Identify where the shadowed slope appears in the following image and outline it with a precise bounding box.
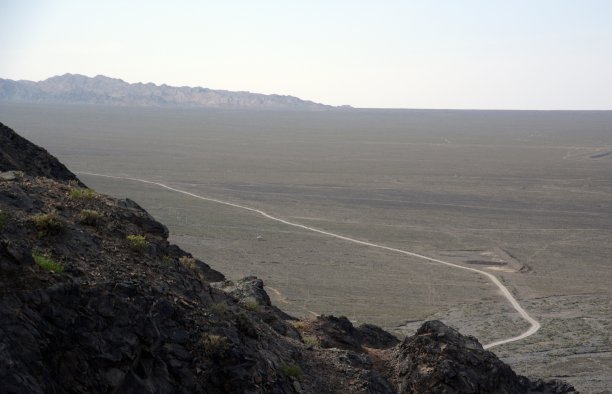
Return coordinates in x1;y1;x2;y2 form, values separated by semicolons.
0;121;80;183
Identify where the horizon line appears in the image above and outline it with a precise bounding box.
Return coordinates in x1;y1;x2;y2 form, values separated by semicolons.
1;73;610;112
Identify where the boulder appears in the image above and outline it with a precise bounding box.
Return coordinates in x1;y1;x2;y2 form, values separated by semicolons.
392;320;577;394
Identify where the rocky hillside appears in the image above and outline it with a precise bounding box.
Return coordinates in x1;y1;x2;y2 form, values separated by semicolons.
0;121;575;393
0;74;336;110
0;122;81;184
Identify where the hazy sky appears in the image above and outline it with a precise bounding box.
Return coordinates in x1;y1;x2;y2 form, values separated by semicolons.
1;1;611;109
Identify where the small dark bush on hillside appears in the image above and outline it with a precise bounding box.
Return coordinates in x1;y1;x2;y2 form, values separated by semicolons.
179;256;208;281
32;252;64;273
209;303;227;316
200;334;230;357
80;209;102;225
69;188;95;200
235;312;258;338
0;210;7;231
280;363;303;380
126;234;149;252
179;256;197;269
303;335;321;347
241;298;260;312
32;212;64;235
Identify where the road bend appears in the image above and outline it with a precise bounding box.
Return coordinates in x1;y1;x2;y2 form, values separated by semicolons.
77;171;541;349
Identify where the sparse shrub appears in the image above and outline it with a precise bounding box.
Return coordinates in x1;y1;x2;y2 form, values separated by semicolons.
280;363;303;380
80;209;102;225
179;256;207;281
179;256;198;269
126;234;149;252
0;210;7;231
69;188;95;200
32;252;64;273
200;334;230;357
194;271;206;282
209;303;227;316
161;255;173;265
241;298;260;312
235;312;258;338
303;335;321;348
32;212;64;235
291;320;306;330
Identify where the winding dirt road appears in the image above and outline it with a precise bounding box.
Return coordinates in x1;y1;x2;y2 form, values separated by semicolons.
77;171;541;349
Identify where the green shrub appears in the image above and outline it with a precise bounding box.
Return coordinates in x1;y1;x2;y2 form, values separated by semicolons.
0;210;7;231
126;234;149;251
80;209;102;225
241;298;260;312
280;363;303;380
209;303;227;316
32;252;64;273
69;188;95;200
200;334;230;357
32;212;64;235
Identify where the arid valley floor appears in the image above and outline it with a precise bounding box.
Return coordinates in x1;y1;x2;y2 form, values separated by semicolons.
1;103;610;391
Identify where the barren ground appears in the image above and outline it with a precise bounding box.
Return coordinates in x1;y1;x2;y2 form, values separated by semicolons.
1;103;610;391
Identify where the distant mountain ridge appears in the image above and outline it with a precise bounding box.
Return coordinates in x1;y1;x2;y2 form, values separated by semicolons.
0;74;339;110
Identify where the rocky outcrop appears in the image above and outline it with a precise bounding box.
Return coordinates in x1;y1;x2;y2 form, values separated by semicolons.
0;122;81;183
0;174;305;393
0;74;339;110
215;276;273;307
309;315;400;352
0;123;575;393
391;321;577;393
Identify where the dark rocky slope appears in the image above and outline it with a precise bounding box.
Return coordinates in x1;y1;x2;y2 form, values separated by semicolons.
0;121;575;393
391;321;575;393
0;122;80;183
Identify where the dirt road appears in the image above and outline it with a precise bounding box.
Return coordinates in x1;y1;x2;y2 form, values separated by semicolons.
78;171;541;349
